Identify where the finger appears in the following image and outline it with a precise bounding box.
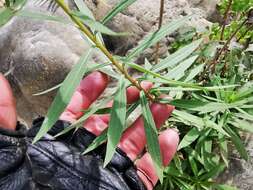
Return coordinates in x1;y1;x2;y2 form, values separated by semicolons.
60;71;109;122
136;129;179;190
83;81;153;136
118;101;174;160
0;74;17;131
126;81;152;104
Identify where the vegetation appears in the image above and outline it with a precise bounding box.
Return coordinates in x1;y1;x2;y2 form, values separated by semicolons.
0;0;252;189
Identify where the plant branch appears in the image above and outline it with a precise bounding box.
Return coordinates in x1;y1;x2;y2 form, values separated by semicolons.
210;18;247;73
237;24;253;42
154;0;165;65
220;0;233;41
55;0;155;101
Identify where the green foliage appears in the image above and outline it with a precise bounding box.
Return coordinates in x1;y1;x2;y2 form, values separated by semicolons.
104;76;127;166
211;0;253;43
140;91;164;182
33;49;93;143
1;0;252;189
0;0;26;26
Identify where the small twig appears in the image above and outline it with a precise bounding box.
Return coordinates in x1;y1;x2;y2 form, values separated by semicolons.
210;18;247;73
220;0;233;41
55;0;155;101
237;24;253;42
154;0;165;65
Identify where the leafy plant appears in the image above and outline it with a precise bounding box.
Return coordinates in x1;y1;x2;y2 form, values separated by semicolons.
0;0;252;189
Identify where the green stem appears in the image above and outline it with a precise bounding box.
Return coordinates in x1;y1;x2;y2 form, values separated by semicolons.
220;0;233;41
210;18;247;73
54;0;155;101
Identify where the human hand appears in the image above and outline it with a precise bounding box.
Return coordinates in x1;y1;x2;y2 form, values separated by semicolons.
0;72;179;190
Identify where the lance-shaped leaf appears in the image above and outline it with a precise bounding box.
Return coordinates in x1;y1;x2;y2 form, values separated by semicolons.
33;49;92;143
104;76;127;166
140;91;163;183
84;100;140;154
126;16;191;61
0;0;27;26
73;11;128;36
17;10;69;24
165;55;199;80
73;0;95;19
152;39;202;72
178;127;200;150
102;0;136;24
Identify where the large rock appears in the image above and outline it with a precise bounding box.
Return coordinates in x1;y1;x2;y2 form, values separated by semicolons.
84;0;219;58
0;0;220;124
0;0;106;124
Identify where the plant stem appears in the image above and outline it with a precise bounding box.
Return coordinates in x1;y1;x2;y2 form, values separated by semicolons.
220;0;233;41
154;0;165;65
210;18;247;73
55;0;155;101
237;24;253;42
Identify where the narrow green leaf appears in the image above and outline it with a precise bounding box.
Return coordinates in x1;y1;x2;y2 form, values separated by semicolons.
168;99;207;109
152;85;237;93
229;117;253;133
178;128;200;150
33;49;92;143
73;11;128;36
126;62;205;90
73;0;104;43
126;100;140;118
0;7;14;26
140;91;163;183
233;81;253;101
126;16;191;61
72;95;113;128
184;147;204;165
185;63;205;82
172;110;229;136
165;55;199;80
173;177;192;190
33;63;109;96
73;0;95;19
0;0;26;26
84;129;108;154
84;100;140;154
199;164;225;180
54;96;112;138
225;126;249;160
214;184;238;190
189;102;231;114
104;76;127;166
17;10;69;24
234;108;253;121
152;39;202;72
188;154;198;176
102;0;136;24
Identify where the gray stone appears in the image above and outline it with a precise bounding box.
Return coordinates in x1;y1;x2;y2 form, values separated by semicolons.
0;0;221;121
84;0;219;58
0;0;106;124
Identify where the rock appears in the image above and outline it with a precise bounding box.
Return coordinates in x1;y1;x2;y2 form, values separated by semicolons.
217;134;253;190
84;0;219;58
0;0;106;125
0;0;220;124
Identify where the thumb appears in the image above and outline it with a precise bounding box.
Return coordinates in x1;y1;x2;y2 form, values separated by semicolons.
0;74;17;130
